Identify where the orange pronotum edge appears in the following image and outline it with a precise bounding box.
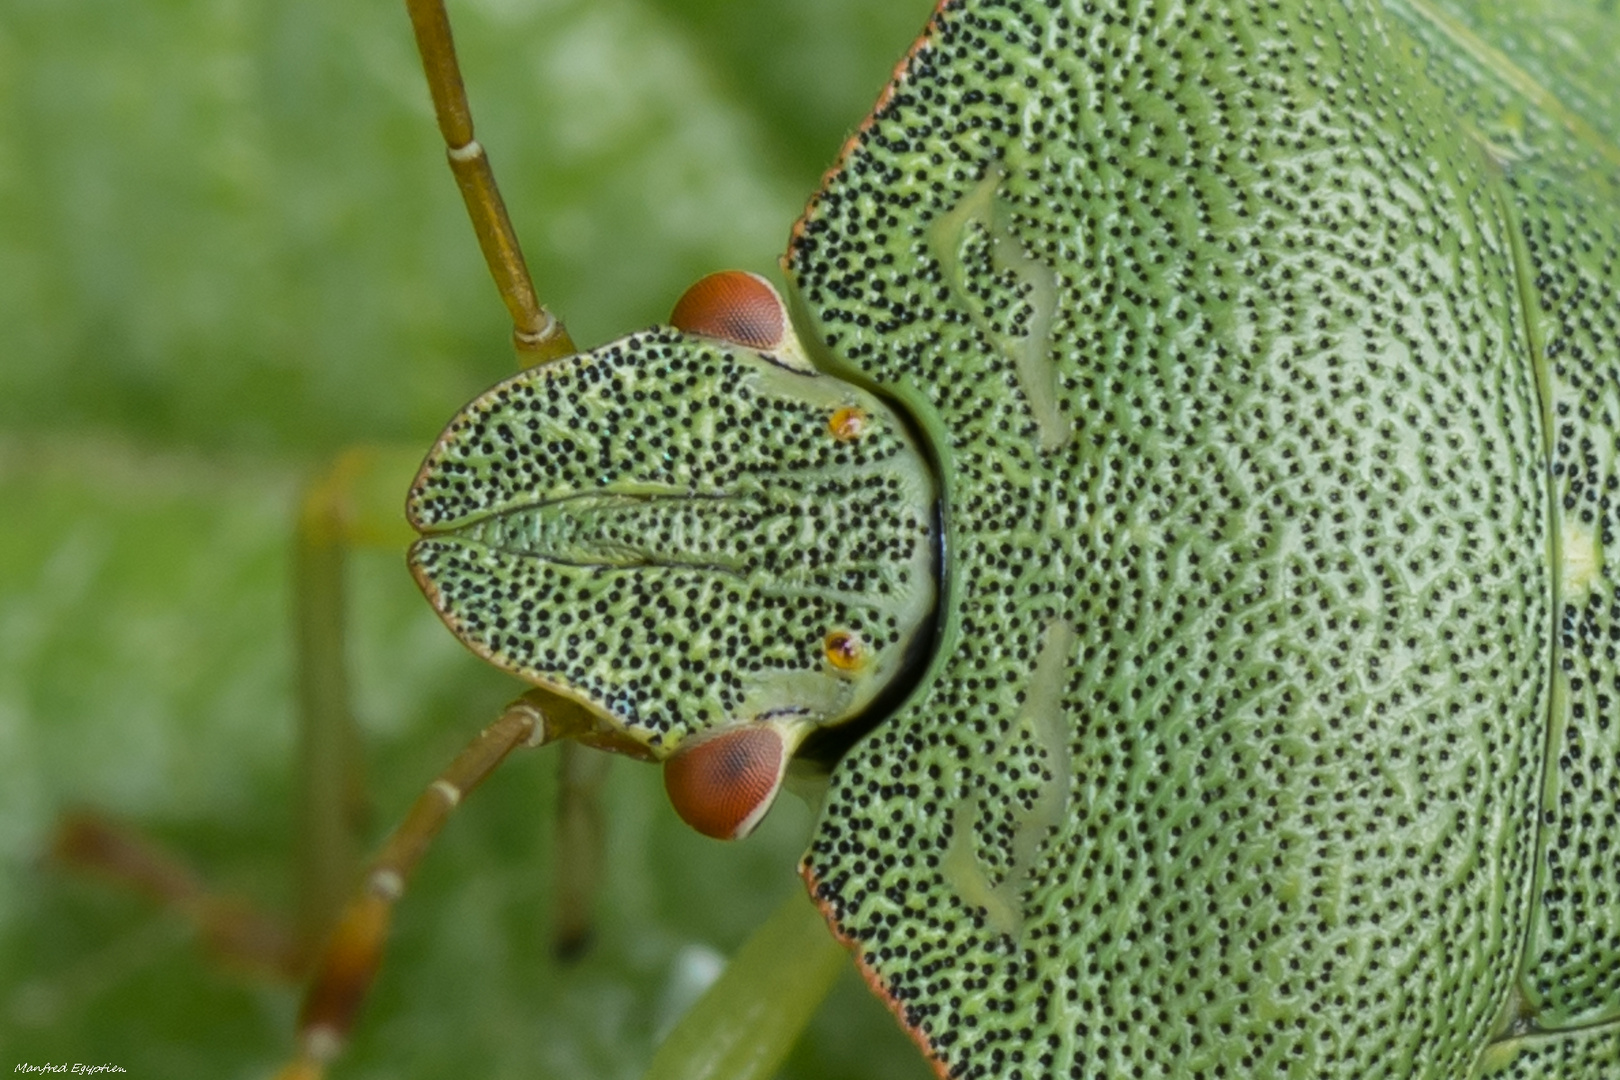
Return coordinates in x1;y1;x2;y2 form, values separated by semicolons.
799;862;953;1080
669;270;786;351
662;724;787;840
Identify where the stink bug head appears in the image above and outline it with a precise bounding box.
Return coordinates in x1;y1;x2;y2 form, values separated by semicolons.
406;324;940;769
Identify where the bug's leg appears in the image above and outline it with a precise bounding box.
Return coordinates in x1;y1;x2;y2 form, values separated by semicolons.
293;448;391;952
50;811;303;980
642;888;848;1080
48;448;417;980
276;698;552;1080
551;741;611;959
404;0;573;364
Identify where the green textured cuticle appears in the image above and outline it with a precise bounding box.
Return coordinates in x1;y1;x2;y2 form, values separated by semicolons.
784;0;1619;1074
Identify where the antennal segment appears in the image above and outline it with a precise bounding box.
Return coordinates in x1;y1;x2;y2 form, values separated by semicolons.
406;0;577;363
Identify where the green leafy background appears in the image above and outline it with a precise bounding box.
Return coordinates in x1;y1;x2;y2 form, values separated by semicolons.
0;1;939;1076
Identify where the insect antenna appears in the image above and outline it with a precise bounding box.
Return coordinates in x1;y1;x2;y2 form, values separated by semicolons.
405;0;576;362
276;700;551;1080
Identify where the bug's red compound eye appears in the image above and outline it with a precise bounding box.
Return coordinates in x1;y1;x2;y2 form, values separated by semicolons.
669;270;786;351
663;724;790;840
823;630;868;672
829;406;869;441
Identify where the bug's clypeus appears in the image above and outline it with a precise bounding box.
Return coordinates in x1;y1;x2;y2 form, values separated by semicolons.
7;1;1620;1080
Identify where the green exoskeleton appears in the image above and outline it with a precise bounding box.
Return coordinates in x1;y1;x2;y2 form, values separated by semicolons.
28;0;1620;1074
292;0;1620;1073
281;0;1620;1072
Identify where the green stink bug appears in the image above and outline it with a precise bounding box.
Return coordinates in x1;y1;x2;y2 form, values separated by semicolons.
361;0;1620;1076
286;0;1620;1073
11;0;1620;1077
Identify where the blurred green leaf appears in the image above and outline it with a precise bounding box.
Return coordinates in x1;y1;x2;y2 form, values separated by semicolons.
0;1;938;1077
